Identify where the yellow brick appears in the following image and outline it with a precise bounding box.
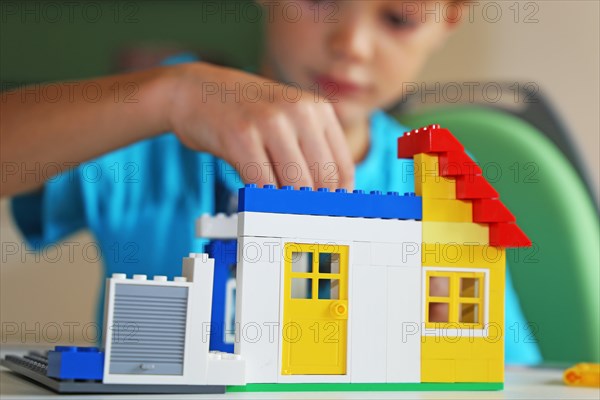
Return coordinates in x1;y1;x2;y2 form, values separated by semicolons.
488;359;504;382
421;359;456;382
422;337;503;360
471;337;504;361
414;153;441;176
415;174;456;199
423;222;489;245
455;359;491;382
422;244;505;269
414;154;457;199
423;198;473;222
422;338;504;382
422;337;473;360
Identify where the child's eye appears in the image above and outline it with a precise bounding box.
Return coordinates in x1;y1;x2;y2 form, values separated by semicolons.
383;12;418;31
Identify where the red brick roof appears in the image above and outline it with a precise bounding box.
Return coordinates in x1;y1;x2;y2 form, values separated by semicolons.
398;124;531;248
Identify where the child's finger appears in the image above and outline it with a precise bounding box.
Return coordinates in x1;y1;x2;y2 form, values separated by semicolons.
321;106;355;191
263;126;315;189
297;119;340;191
230;128;277;188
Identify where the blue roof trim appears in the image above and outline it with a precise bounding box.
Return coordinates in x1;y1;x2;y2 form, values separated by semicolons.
238;184;422;220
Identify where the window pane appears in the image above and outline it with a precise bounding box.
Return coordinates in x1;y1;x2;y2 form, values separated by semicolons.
460;278;479;298
291;278;312;299
319;253;340;274
428;302;449;323
318;279;340;300
459;303;479;323
429;276;450;297
292;252;313;273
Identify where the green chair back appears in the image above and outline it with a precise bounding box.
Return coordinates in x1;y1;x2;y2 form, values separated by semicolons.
398;107;600;363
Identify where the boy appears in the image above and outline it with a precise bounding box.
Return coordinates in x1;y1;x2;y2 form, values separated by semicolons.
1;1;540;363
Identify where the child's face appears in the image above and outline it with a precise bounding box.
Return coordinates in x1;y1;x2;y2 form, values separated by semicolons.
261;0;457;127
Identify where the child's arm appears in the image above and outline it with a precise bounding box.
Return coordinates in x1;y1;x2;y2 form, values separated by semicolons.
1;62;354;197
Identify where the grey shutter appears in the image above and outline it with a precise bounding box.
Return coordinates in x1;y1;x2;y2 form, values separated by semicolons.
109;284;188;375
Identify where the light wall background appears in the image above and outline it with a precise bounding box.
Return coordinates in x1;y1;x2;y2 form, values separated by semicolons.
1;1;598;346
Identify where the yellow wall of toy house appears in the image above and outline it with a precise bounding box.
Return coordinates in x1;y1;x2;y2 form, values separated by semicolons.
421;244;506;383
416;152;506;383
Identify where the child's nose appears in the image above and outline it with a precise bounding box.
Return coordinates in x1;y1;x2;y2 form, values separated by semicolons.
327;18;374;64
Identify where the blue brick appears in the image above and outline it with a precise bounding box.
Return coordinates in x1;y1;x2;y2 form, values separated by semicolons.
238;185;422;220
205;240;237;354
47;346;104;380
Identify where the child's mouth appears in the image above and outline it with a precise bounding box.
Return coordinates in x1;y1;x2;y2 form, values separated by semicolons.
314;74;368;97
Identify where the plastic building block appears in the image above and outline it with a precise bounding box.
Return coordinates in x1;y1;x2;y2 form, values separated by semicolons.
371;241;422;267
472;199;516;223
239;211;422;244
422;198;472;222
206;351;246;385
277;375;351;384
489;223;532;247
485;358;504;383
422;243;506;269
455;175;499;199
105;280;191;380
47;346;104;380
351;241;371;265
197;213;238;239
205;240;238;354
350;266;387;383
414;153;442;177
183;253;221;385
103;254;217;385
438;151;482;176
563;363;600;387
1;355;225;394
280;243;349;377
235;236;283;384
415;173;457;199
454;359;493;382
387;267;421;383
397;125;464;159
414;154;456;199
460;357;504;383
238;184;422;220
421;359;456;382
422;221;489;245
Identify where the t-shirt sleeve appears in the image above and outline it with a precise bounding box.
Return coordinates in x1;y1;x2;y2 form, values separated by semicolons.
11;167;87;249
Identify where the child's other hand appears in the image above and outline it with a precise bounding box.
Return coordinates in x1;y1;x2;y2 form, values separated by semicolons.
166;62;355;191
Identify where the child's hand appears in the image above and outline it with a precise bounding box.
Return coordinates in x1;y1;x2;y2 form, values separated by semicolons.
166;62;355;190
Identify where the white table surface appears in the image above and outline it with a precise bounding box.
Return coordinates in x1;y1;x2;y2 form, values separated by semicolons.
2;363;599;400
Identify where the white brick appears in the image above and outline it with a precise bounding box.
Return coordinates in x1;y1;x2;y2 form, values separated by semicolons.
235;237;282;384
239;212;421;244
350;266;387;383
387;266;421;383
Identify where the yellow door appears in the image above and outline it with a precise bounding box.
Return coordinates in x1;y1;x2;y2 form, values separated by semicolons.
281;243;349;375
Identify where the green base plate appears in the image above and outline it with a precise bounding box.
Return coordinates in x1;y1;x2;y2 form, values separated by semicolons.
228;382;504;392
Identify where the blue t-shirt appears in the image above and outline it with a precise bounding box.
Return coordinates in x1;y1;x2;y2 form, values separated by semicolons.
10;61;540;365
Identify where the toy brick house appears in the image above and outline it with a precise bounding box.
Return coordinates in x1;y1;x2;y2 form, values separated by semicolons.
199;124;531;390
24;125;529;393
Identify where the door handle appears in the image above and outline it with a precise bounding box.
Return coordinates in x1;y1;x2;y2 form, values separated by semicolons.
330;301;348;319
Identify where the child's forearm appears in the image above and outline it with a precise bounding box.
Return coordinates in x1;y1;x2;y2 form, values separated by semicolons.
0;67;177;197
1;62;355;198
